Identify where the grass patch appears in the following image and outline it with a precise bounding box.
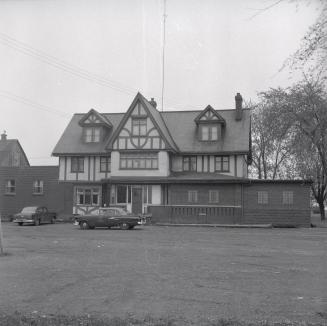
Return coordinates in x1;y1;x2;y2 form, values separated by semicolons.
0;312;325;326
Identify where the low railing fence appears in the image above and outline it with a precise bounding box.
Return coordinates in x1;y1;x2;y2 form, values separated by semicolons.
148;205;242;224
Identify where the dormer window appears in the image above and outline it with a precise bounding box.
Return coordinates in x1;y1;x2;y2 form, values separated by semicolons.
79;108;112;144
84;127;100;143
201;125;219;141
195;105;225;142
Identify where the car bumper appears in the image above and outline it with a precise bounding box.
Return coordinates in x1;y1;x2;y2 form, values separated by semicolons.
13;218;34;224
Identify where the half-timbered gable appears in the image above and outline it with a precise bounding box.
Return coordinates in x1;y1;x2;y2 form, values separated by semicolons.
107;93;178;152
79;108;112;143
194;105;226;142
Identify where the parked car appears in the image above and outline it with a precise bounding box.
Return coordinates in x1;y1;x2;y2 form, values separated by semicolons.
75;207;148;230
13;206;56;226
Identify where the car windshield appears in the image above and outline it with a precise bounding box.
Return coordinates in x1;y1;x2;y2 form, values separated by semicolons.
117;208;128;215
21;207;38;213
99;208;128;216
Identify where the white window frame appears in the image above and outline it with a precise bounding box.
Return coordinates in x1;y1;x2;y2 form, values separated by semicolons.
5;179;16;194
258;191;268;204
188;190;198;203
209;190;219;203
33;180;44;195
76;187;100;206
283;191;294;205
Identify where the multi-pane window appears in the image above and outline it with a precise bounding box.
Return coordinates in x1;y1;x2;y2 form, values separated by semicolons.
283;191;294;205
76;187;100;205
215;156;229;172
33;180;44;194
116;185;132;204
183;156;197;171
120;153;158;169
188;190;198;203
132;118;147;136
100;156;111;172
5;179;15;194
209;190;219;203
71;157;84;173
258;191;268;204
201;125;218;141
84;127;100;143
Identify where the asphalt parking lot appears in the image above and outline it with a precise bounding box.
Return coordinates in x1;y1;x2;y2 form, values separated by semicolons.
0;223;326;324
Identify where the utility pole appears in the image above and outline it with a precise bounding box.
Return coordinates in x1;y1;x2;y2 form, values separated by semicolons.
0;214;4;255
161;0;167;112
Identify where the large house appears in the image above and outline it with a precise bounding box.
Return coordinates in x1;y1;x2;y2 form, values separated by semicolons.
52;92;311;226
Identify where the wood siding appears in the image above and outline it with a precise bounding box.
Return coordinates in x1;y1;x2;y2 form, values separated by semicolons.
243;183;311;227
0;166;73;219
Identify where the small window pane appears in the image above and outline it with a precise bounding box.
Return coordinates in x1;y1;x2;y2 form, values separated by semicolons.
211;126;218;140
283;191;293;205
202;126;209;140
258;191;268;204
188;190;198;203
209;190;219;203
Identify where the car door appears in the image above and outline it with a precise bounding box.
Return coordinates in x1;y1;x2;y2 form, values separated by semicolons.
96;210;108;227
105;209;118;227
42;207;49;223
36;207;43;224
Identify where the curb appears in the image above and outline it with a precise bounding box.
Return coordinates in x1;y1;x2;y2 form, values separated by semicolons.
154;223;273;228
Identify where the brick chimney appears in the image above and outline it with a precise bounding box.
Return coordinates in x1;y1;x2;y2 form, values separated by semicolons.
235;93;243;121
1;131;7;141
149;98;157;109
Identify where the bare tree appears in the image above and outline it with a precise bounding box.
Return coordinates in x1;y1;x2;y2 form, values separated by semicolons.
253;77;327;220
249;94;294;180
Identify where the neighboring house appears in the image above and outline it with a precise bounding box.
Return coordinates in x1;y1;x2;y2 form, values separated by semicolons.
52;92;311;226
0;131;29;167
0;132;72;220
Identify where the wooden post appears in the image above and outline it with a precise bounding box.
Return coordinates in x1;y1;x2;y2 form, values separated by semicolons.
0;214;4;255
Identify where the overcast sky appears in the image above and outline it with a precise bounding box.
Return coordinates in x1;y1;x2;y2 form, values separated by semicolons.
0;0;320;165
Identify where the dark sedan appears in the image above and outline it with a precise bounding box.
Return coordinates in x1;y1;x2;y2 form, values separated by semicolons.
75;207;147;230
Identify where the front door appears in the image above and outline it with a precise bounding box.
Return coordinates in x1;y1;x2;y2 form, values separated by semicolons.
132;187;143;214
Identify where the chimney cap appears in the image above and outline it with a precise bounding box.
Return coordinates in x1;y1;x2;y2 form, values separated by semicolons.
1;130;7;141
235;92;242;100
149;97;157;108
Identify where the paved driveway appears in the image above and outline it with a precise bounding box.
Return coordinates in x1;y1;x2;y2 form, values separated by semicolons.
0;223;326;324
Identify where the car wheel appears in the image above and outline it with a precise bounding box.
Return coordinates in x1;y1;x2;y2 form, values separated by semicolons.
34;219;40;226
80;221;89;230
120;222;129;230
128;225;135;229
18;222;23;226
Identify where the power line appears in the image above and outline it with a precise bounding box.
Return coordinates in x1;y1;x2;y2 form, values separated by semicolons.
0;33;138;96
161;0;167;112
0;89;71;118
0;32;205;111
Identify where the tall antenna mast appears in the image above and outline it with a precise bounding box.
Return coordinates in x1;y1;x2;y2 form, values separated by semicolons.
161;0;167;112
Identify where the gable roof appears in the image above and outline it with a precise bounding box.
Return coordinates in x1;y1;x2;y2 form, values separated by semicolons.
105;93;179;152
78;108;112;128
52;92;251;156
0;139;30;166
194;105;226;125
52;113;124;155
161;109;251;153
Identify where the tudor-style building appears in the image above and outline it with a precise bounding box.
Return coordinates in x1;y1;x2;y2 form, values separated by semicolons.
52;92;311;226
53;92;250;215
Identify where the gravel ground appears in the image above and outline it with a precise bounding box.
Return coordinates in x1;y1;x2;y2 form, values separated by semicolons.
0;223;326;325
